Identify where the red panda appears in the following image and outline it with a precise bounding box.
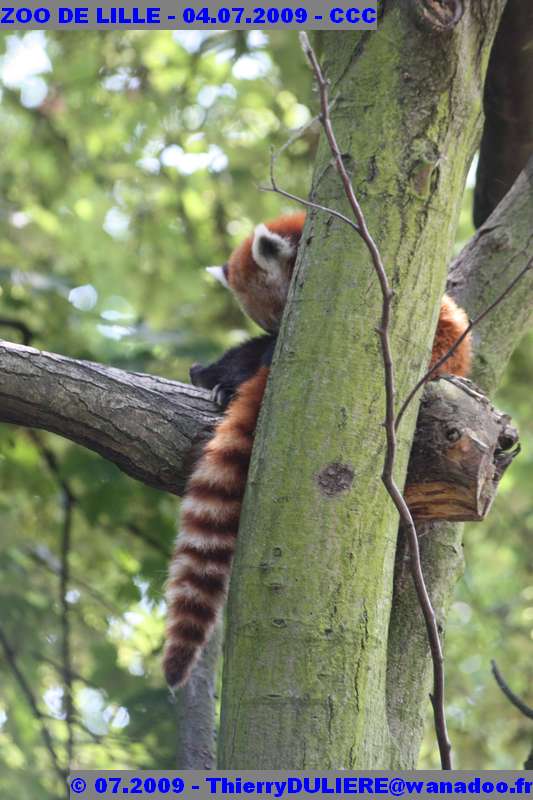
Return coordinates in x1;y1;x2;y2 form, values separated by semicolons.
162;213;472;689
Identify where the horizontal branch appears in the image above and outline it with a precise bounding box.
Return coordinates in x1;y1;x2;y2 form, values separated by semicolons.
1;154;529;506
0;306;523;511
0;340;220;496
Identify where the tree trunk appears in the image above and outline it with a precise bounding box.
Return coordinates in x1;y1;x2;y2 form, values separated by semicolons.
218;9;507;769
0;7;529;772
474;1;533;227
176;622;222;769
386;153;533;768
450;156;533;392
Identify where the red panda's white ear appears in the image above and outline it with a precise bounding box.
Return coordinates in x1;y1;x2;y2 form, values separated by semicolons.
205;266;229;289
252;223;295;273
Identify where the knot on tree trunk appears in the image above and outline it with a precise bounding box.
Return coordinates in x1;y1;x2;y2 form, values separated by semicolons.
409;0;464;32
404;376;519;521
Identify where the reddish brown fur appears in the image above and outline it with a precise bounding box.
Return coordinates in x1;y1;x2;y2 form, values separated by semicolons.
164;213;472;689
227;211;471;376
430;295;471;377
163;367;268;689
227;212;306;332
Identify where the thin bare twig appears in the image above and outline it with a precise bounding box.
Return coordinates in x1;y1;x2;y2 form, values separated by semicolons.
262;156;361;234
491;660;533;720
0;624;67;783
261;180;361;234
396;257;533;429
298;32;452;769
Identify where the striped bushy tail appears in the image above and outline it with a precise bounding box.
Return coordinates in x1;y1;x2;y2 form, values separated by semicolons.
163;366;269;689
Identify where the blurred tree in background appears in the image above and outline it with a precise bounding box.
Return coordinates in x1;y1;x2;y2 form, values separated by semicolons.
0;31;530;796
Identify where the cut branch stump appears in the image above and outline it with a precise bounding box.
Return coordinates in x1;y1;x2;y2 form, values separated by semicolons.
405;376;519;521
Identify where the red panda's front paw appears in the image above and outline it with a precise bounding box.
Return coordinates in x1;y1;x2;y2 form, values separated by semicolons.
210;384;235;409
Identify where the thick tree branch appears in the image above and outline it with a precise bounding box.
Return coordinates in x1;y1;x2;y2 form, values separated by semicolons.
449;155;533;391
474;1;533;227
220;10;507;769
176;622;222;769
299;31;452;770
387;156;533;768
0;340;220;496
397;255;532;429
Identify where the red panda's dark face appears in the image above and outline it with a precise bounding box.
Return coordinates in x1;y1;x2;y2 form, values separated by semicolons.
206;212;306;332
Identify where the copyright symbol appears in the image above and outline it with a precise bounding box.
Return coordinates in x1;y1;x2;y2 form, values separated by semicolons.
390;779;406;796
70;778;87;794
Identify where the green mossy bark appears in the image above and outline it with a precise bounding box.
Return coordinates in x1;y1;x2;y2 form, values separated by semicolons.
387;518;464;767
387;155;533;768
219;7;506;769
452;157;533;393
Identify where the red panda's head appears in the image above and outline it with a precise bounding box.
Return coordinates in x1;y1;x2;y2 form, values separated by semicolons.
206;212;306;332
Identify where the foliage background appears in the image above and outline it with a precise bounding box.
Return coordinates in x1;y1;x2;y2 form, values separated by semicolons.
0;31;530;795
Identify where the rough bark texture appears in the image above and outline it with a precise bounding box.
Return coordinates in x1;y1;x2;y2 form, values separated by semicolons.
176;622;222;769
450;156;533;393
386;153;533;768
474;1;533;227
219;7;508;769
0;9;530;771
0;340;218;496
405;377;519;522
